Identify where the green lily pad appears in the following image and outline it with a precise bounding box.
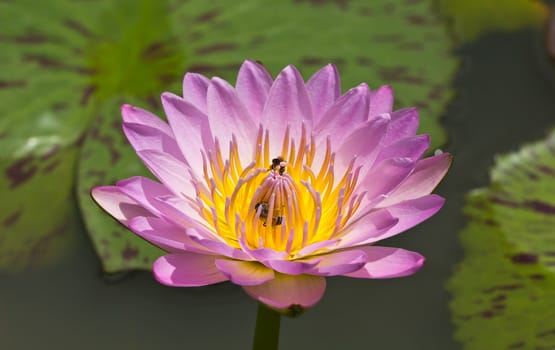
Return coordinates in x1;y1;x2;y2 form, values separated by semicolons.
0;0;187;272
73;0;458;273
447;130;555;350
0;0;101;271
436;0;548;43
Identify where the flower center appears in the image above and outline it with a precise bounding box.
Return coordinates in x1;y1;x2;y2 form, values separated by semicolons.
194;124;364;257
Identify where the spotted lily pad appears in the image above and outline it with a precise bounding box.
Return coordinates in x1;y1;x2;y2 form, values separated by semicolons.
436;0;548;43
447;130;555;349
75;0;457;273
0;0;100;271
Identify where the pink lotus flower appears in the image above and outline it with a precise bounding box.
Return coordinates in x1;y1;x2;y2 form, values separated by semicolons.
92;60;451;314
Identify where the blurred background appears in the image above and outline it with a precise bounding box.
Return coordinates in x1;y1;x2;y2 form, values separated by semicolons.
1;0;555;349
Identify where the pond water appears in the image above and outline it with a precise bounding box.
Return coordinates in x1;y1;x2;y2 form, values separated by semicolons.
1;28;555;350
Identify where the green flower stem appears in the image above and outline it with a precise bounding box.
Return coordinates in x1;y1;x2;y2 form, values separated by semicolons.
252;303;281;350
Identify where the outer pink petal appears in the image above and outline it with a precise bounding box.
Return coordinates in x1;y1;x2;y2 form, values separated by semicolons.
374;134;430;165
242;273;326;314
347;195;445;247
359;157;416;203
306;64;340;125
120;104;168;130
182;72;210;113
335;207;399;248
304;249;367;276
128;216;211;254
153;253;228;287
343;246;425;279
207;77;257;160
215;259;275;286
236;60;273;120
261;65;313;156
161;92;213;173
315;83;370;145
368;85;393;117
336;113;389;173
121;104;184;161
152;195;215;237
382;107;419;147
91;186;152;226
115;176;172;216
136;149;197;199
379;152;452;207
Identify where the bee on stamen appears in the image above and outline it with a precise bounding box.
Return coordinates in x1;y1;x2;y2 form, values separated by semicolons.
254;202;283;226
270;157;286;175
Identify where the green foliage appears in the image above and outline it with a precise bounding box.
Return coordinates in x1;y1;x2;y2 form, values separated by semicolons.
0;0;457;272
448;130;555;350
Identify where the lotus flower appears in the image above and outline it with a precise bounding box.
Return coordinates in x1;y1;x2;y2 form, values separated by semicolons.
92;60;451;315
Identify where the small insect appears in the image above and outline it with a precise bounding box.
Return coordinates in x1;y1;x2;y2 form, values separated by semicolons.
254;202;283;226
270;157;286;175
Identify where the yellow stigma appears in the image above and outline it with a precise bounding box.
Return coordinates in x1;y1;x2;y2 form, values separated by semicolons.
193;123;364;258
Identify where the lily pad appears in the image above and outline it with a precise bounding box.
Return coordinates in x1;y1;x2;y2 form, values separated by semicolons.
0;0;187;272
436;0;548;43
74;0;458;273
0;0;100;271
448;130;555;350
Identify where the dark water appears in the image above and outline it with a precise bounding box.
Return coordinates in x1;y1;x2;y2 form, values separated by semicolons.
1;29;555;350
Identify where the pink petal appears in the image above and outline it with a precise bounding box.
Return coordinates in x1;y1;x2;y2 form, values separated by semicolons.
236;60;273;120
240;245;288;262
306;64;340;125
153;253;228;287
348;195;445;247
374;134;430;165
161;92;213;173
336;114;389;172
122;122;184;162
115;176;172;217
215;259;275;286
315;83;370;145
137;149;197;199
207;77;257;159
91;186;152;226
188;233;253;261
261;65;312;156
128;216;210;254
121;104;170;131
152;195;214;237
182;72;210;113
304;249;367;276
295;239;340;257
264;258;322;275
359;157;416;203
336;208;399;248
382;108;419;147
242;273;326;314
343;246;425;279
121;104;184;159
379;153;452;207
368;85;393;117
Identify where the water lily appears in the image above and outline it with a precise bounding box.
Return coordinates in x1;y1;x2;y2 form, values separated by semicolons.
92;60;451;315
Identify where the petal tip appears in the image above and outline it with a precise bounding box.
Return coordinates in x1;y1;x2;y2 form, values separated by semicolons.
152;255;175;286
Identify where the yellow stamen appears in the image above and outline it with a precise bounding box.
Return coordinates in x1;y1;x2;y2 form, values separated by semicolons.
191;127;364;258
